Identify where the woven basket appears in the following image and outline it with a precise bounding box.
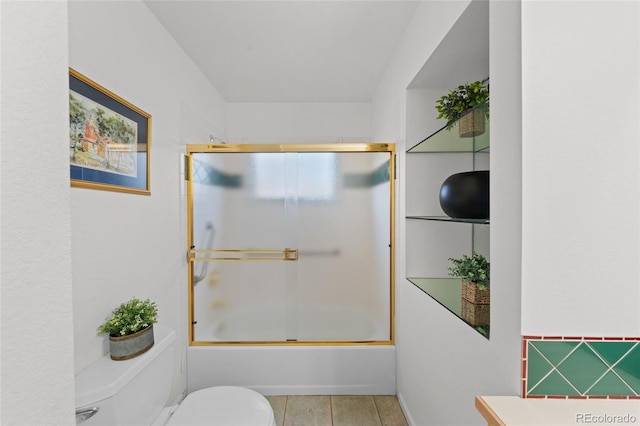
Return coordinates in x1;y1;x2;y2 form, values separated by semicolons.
461;299;490;326
461;280;490;304
458;108;486;138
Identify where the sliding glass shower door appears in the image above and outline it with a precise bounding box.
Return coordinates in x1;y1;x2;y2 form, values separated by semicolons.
186;144;394;344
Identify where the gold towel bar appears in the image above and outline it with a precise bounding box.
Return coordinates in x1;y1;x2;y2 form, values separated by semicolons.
188;248;299;262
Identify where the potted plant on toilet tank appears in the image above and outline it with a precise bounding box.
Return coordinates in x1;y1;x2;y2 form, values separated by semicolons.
98;297;158;360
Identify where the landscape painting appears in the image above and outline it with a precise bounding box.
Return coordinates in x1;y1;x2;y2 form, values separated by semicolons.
69;68;151;195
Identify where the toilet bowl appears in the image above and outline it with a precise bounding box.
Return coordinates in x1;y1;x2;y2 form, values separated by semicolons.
74;324;275;425
166;386;275;426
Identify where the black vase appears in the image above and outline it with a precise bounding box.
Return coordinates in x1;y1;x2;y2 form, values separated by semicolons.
439;170;489;219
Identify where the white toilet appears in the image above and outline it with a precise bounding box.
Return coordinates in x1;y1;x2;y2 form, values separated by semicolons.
75;324;275;425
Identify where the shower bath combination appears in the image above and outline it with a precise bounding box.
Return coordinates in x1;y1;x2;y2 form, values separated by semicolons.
185;143;396;346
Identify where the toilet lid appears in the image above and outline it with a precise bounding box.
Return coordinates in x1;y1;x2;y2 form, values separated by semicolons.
166;386;275;426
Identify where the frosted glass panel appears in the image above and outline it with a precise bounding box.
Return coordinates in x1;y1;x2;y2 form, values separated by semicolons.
252;153;337;200
190;152;294;342
295;152;391;341
193;262;288;342
189;149;392;343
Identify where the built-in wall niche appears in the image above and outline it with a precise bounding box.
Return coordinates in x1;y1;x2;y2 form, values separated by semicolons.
404;0;490;338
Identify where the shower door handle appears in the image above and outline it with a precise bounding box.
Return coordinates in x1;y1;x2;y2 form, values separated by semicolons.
283;248;299;261
189;248;299;261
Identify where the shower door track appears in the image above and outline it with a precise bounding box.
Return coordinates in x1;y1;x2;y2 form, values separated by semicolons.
185;143;396;346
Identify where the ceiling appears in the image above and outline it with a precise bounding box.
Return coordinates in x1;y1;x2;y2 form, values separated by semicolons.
144;1;420;103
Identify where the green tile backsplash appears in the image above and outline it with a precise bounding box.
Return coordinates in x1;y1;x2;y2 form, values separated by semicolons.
523;336;640;399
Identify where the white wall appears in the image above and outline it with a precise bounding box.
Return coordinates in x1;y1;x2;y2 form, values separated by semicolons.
371;1;523;424
68;0;227;404
0;1;75;424
521;1;640;336
227;102;370;143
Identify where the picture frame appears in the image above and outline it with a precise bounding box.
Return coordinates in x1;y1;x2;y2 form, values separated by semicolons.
69;68;151;195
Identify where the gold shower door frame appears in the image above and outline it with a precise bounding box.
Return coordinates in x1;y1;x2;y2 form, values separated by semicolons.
185;143;396;346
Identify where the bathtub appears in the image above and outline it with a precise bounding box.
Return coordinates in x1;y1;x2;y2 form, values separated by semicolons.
187;304;396;395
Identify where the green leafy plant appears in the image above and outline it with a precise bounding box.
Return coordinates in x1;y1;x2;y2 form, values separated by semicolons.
448;252;490;290
97;297;158;336
435;80;489;125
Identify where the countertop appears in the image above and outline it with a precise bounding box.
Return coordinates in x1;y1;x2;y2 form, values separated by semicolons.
476;396;640;426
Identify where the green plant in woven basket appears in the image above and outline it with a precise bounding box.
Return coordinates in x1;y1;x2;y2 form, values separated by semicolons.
448;252;490;290
435;80;489;127
97;297;158;336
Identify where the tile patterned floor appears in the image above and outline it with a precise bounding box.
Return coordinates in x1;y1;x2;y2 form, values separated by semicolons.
265;395;408;426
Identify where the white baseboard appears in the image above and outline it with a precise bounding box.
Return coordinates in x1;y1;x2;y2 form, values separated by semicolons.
397;392;416;426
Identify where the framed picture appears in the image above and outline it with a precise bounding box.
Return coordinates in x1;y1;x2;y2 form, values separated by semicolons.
69;68;151;195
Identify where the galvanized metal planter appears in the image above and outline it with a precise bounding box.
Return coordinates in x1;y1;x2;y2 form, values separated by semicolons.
109;325;154;361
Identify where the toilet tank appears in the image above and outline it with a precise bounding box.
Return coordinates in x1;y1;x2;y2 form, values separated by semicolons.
75;324;177;425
